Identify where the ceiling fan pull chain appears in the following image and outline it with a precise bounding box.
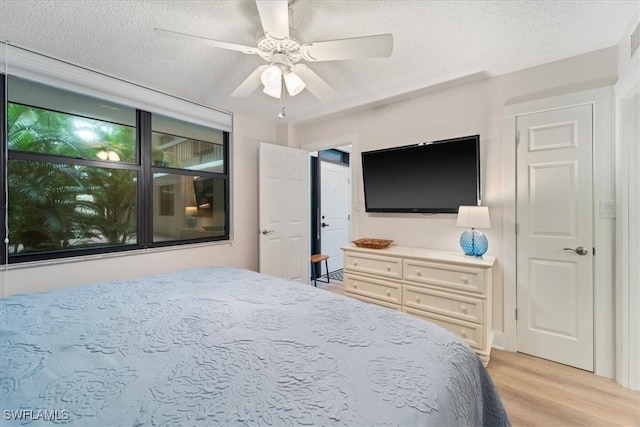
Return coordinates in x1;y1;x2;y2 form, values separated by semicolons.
278;84;286;119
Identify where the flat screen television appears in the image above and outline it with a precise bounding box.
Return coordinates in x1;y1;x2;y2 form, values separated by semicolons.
193;177;214;212
361;135;480;213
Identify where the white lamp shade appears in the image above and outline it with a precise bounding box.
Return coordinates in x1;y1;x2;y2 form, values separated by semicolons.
260;64;281;87
284;71;305;96
261;64;282;98
456;206;491;228
262;82;281;98
185;206;198;216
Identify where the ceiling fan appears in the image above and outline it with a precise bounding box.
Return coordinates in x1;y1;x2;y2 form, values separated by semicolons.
154;0;393;104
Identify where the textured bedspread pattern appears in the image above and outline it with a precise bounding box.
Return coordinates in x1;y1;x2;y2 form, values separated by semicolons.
0;266;510;426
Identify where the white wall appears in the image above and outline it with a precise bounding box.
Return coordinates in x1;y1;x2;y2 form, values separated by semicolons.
293;46;619;335
0;113;277;297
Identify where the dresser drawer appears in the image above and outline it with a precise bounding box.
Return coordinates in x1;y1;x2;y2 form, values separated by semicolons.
344;252;402;279
344;273;402;305
404;307;485;350
403;260;485;295
403;285;484;324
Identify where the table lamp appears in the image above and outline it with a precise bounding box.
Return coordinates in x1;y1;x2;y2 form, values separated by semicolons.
185;206;198;228
456;206;491;257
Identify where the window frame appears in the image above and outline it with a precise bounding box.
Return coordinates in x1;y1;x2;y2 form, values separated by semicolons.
1;74;6;265
1;74;231;264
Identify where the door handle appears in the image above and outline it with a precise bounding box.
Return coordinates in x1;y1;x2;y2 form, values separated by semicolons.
563;246;589;256
260;229;275;235
321;222;330;228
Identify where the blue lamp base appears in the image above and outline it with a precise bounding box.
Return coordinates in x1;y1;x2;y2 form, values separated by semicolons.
460;228;488;257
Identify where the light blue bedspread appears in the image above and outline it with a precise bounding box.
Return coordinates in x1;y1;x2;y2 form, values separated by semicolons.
0;266;510;426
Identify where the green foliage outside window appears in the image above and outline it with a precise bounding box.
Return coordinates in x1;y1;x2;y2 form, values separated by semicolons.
7;103;138;253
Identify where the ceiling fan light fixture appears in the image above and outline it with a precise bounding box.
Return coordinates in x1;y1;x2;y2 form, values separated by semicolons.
260;64;282;88
284;71;305;96
156;0;395;104
262;79;282;98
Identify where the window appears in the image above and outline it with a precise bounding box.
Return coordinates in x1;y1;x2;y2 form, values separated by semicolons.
151;114;228;243
152;175;227;242
2;75;230;263
8;161;138;254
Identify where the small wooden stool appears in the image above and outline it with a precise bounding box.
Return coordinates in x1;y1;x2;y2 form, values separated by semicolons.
310;254;330;286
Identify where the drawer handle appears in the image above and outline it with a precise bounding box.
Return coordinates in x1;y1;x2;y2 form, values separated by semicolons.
416;270;421;277
353;261;358;266
415;297;421;303
460;330;468;339
460;305;467;314
353;283;358;289
386;290;391;297
461;276;469;284
386;265;391;271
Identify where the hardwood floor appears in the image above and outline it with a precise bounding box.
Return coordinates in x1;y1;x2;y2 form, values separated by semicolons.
314;280;345;295
316;280;640;426
488;349;640;427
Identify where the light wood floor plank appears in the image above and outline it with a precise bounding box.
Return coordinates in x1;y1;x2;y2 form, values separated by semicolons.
488;349;640;427
491;350;638;423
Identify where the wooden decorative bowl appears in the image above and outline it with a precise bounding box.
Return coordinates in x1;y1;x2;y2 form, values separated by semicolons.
352;238;393;249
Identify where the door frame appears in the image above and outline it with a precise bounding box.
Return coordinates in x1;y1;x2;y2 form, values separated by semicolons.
501;86;615;378
614;48;640;390
301;134;359;253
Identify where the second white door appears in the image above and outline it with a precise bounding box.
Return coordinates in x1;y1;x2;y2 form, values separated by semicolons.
516;103;594;371
320;160;350;273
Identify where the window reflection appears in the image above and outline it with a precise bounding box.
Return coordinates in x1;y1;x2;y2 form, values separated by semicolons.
153;174;226;242
151;114;225;173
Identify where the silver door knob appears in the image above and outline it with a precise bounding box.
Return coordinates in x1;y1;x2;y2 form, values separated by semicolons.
260;229;274;235
563;246;589;256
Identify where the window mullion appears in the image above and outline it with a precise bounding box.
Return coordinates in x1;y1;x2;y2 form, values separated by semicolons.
1;74;6;265
223;132;230;238
138;110;152;247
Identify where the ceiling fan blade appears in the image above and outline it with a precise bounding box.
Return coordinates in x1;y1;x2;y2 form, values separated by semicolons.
301;34;393;62
292;64;338;103
255;0;289;41
231;65;269;97
154;28;259;54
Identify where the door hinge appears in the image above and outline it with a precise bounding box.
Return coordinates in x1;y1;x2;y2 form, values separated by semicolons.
515;308;518;320
515;223;519;235
593;247;596;256
516;130;521;146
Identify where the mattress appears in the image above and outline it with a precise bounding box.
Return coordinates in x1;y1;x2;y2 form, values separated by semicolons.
0;266;510;426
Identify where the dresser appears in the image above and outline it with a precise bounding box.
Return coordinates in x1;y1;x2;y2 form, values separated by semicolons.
341;244;496;366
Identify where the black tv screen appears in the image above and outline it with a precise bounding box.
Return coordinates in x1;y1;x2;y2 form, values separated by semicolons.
361;135;480;213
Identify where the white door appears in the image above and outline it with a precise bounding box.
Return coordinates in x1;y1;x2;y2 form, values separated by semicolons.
516;103;594;371
320;160;350;273
259;142;309;282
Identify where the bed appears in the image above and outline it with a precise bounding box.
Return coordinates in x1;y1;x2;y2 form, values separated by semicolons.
0;266;510;426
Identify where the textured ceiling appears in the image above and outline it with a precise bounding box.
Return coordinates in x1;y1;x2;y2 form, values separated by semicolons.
0;1;638;124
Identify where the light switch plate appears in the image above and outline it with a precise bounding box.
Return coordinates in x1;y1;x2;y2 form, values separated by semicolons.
599;200;616;219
